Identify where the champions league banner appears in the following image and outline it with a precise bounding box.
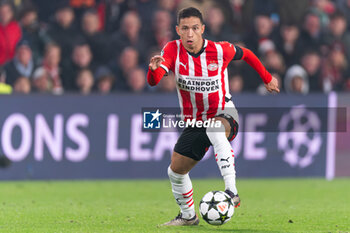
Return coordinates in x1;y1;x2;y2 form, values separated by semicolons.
0;94;343;180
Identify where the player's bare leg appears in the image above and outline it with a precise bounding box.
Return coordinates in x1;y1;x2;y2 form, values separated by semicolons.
206;117;240;208
162;152;200;226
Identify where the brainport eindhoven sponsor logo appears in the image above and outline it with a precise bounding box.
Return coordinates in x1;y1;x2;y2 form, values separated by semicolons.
278;106;322;168
142;109;222;130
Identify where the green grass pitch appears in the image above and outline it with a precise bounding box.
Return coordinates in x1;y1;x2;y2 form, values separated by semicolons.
0;178;349;233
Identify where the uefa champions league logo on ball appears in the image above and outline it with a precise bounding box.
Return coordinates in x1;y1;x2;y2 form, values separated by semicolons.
278;106;322;168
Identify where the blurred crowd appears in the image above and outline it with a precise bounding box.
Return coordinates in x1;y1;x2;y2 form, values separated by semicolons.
1;0;350;95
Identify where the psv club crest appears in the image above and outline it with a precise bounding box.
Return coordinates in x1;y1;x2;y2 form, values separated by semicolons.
207;61;218;71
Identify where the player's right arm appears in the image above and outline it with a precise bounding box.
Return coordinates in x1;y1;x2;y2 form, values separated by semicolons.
147;56;166;86
147;41;176;86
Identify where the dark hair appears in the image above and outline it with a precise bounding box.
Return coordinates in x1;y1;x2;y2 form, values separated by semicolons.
0;0;15;15
0;0;14;8
177;7;203;24
83;8;98;17
330;11;345;21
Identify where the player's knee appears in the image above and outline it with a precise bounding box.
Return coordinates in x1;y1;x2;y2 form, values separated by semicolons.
206;123;227;145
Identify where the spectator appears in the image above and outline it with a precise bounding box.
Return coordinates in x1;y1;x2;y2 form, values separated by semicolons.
18;6;48;64
69;0;97;21
5;40;35;86
344;77;350;91
258;39;276;56
110;46;139;91
300;12;323;51
46;2;80;59
126;67;146;92
262;50;286;78
336;0;350;30
149;9;175;50
221;0;254;35
0;0;22;66
97;75;115;94
253;0;279;16
229;74;244;94
31;66;51;93
95;66;115;94
11;0;34;15
104;0;130;33
111;11;149;62
158;72;176;93
321;42;349;92
1;0;350;94
278;1;309;26
204;6;235;42
72;42;94;69
158;0;177;13
76;68;94;95
81;9;111;64
133;0;157;33
300;50;323;92
42;43;63;94
13;76;31;94
62;41;96;91
284;65;309;94
177;0;214;20
245;14;278;54
309;0;335;29
277;24;303;66
323;12;350;60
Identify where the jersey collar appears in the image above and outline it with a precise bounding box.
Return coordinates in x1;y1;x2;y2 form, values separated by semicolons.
187;39;208;58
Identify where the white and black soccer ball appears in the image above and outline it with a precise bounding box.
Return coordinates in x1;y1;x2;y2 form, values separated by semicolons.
199;191;234;225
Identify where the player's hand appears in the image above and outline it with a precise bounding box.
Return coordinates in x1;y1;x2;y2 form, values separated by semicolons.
265;76;280;93
149;55;165;71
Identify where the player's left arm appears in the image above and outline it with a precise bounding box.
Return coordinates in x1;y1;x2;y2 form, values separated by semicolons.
239;47;279;93
223;42;280;93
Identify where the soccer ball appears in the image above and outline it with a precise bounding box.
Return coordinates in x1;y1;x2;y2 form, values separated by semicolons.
199;191;234;225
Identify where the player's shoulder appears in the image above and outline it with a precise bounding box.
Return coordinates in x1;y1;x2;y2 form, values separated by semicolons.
161;40;178;55
215;41;235;49
163;40;179;50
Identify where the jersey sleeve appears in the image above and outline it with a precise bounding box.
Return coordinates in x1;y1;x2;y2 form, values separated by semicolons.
220;41;236;64
147;67;166;86
219;42;272;84
160;41;176;73
240;47;272;84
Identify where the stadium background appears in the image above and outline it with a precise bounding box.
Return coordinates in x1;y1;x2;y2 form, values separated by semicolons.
0;0;349;179
0;0;349;232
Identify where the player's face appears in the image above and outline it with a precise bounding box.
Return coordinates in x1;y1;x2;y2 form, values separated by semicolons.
176;16;205;52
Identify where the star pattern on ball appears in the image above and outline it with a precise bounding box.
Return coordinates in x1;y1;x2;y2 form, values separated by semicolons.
199;191;234;225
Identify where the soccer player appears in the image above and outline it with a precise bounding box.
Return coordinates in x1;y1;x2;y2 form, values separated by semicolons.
147;7;279;226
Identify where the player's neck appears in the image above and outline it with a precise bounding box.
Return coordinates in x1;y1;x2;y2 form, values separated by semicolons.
185;39;204;54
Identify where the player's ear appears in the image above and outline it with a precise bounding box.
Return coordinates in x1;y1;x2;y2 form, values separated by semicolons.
201;24;205;34
176;25;180;36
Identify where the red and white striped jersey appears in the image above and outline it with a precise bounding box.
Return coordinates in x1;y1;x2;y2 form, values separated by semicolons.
160;39;237;121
